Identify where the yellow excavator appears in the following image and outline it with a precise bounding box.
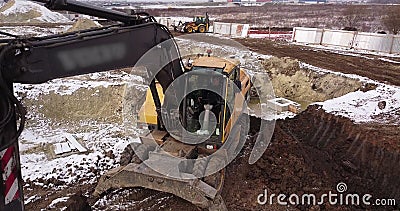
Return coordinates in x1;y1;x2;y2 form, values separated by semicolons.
94;55;251;210
0;0;250;210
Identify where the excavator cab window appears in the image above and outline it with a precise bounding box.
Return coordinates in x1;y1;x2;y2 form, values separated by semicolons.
194;16;205;25
181;71;226;137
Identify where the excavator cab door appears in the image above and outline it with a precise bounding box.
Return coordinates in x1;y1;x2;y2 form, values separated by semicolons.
180;70;225;139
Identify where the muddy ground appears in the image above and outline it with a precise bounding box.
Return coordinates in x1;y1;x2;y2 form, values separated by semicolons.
223;106;399;211
28;105;399;210
237;38;400;87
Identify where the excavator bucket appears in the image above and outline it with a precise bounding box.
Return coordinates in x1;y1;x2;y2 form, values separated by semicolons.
93;128;232;210
93;162;227;210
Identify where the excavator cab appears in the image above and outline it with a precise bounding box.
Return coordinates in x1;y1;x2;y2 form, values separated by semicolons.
137;56;248;149
194;15;206;25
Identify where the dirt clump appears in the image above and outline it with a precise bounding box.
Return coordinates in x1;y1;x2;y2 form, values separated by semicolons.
263;56;301;76
66;193;92;211
222;106;399;210
67;18;101;32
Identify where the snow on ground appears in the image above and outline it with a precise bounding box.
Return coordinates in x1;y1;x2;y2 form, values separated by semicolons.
0;25;70;38
301;62;400;124
1;0;70;23
48;196;69;209
14;72;135;98
379;57;400;64
318;84;400;124
16;35;399;203
17;71;145;201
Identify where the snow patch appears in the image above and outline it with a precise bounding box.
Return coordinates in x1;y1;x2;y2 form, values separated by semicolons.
1;0;70;23
317;85;400;124
49;196;69;208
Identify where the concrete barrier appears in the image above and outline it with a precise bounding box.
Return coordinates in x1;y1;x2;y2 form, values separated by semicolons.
213;22;249;38
353;32;394;53
292;27;400;54
392;36;400;54
292;27;324;44
321;29;355;48
213;22;232;35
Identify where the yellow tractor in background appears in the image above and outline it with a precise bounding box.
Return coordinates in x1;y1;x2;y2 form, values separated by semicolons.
173;13;210;33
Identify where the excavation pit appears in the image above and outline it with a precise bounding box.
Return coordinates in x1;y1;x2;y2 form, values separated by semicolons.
260;56;367;112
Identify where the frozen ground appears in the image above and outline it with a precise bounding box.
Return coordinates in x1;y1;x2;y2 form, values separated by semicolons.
302;62;400;124
0;25;70;38
1;0;70;23
15;71;146;206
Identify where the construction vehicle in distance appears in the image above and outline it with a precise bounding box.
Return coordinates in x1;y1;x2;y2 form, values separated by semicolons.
0;1;250;210
172;13;210;33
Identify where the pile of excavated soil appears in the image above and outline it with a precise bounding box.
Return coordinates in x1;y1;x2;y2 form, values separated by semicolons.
86;106;398;210
261;56;363;108
0;1;41;23
0;0;69;23
67;18;102;32
222;106;399;210
21;85;125;126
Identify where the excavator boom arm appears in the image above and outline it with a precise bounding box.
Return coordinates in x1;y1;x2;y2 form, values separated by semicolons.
6;23;182;88
0;1;183;210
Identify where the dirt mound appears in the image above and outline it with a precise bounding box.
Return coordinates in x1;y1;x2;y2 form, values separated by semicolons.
222;106;399;210
261;56;363;108
22;84;124;125
67;18;101;32
0;0;69;23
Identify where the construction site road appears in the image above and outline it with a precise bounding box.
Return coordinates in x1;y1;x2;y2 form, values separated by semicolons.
237;39;400;87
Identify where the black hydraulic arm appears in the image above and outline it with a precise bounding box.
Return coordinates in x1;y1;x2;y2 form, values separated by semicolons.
32;0;154;25
2;23;182;90
0;16;183;153
0;0;185;153
0;2;183;210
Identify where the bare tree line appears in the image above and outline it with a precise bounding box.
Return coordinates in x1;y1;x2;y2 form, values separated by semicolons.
341;5;400;34
368;0;400;3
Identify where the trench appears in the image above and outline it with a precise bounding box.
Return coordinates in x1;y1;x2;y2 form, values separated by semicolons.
259;56;365;111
